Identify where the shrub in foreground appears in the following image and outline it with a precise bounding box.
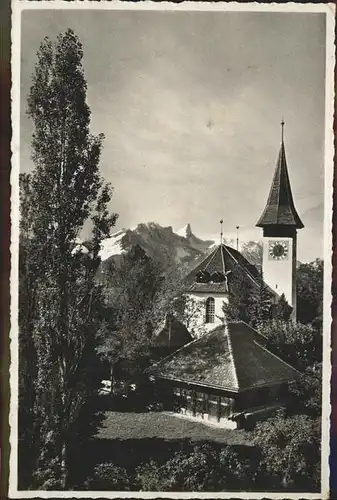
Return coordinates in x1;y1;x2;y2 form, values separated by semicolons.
135;444;257;491
85;463;131;490
252;412;321;491
135;460;170;491
85;431;319;493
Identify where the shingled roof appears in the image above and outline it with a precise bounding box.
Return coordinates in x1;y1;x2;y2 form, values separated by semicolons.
186;244;276;297
256;141;304;229
147;322;299;392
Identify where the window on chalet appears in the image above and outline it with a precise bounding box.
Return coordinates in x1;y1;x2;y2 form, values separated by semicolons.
205;297;215;323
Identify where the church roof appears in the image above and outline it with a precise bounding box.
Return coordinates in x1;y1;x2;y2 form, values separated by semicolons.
256;141;304;229
187;244;229;293
147;322;299;392
186;244;276;297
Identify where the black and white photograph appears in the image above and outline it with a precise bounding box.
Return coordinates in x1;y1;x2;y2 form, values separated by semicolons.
10;2;334;497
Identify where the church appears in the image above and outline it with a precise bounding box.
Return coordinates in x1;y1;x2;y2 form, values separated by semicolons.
148;123;304;429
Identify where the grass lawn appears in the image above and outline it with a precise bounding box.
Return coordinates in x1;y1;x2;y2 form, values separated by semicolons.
95;410;251;446
71;408;253;487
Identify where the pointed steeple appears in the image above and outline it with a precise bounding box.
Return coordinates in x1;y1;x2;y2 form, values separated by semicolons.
256;123;304;229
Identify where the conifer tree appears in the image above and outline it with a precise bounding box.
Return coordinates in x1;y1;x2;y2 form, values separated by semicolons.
274;293;292;322
21;29;117;488
223;264;272;327
223;264;254;324
249;274;273;328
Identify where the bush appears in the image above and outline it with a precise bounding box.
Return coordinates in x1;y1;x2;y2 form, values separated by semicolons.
217;446;260;490
260;320;322;370
135;444;257;492
85;462;131;490
135;460;171;491
252;411;321;491
163;445;218;491
288;363;322;417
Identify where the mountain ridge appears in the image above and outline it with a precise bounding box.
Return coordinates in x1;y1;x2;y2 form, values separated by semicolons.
96;222;215;269
76;222;263;273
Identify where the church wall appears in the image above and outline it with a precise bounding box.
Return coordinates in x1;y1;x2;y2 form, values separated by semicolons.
186;292;228;334
291;231;297;320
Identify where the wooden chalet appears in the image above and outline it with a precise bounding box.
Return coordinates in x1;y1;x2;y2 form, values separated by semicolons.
147;321;299;429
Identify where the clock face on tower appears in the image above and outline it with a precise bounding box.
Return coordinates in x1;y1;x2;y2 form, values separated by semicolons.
268;240;289;260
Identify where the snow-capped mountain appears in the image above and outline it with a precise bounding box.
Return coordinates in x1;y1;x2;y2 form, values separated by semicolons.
176;223;194;239
95;222;215;270
99;230;128;261
105;222;213;261
77;222;262;275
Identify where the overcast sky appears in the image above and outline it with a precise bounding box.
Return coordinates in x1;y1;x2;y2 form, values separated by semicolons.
20;9;326;262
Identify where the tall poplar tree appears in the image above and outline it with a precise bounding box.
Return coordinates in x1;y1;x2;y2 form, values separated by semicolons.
18;173;38;488
21;29;117;488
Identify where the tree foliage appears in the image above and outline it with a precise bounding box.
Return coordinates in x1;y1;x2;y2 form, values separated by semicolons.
260;320;322;371
288;363;322;417
84;436;319;492
18;174;38;487
84;444;259;491
223;264;272;328
252;411;321;491
98;246;161;369
273;293;292;322
19;29;117;489
296;258;323;329
134;444;258;492
85;463;131;491
97;245;187;388
172;294;207;338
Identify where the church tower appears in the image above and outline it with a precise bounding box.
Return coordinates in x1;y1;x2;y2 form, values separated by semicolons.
256;122;304;320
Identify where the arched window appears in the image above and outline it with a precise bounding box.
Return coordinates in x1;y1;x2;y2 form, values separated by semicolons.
205;297;215;323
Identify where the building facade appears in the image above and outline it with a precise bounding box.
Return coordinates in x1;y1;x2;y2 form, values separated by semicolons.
148;322;299;429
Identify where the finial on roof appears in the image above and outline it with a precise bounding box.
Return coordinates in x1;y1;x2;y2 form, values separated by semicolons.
236;226;239;251
220;219;223;245
281;118;285;143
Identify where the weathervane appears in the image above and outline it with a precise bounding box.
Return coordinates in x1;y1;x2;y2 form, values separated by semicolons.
220;219;223;245
236;226;240;251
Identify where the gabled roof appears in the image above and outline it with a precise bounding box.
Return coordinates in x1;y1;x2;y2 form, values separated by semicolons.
186;244;277;298
256;141;304;229
147;322;299;392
